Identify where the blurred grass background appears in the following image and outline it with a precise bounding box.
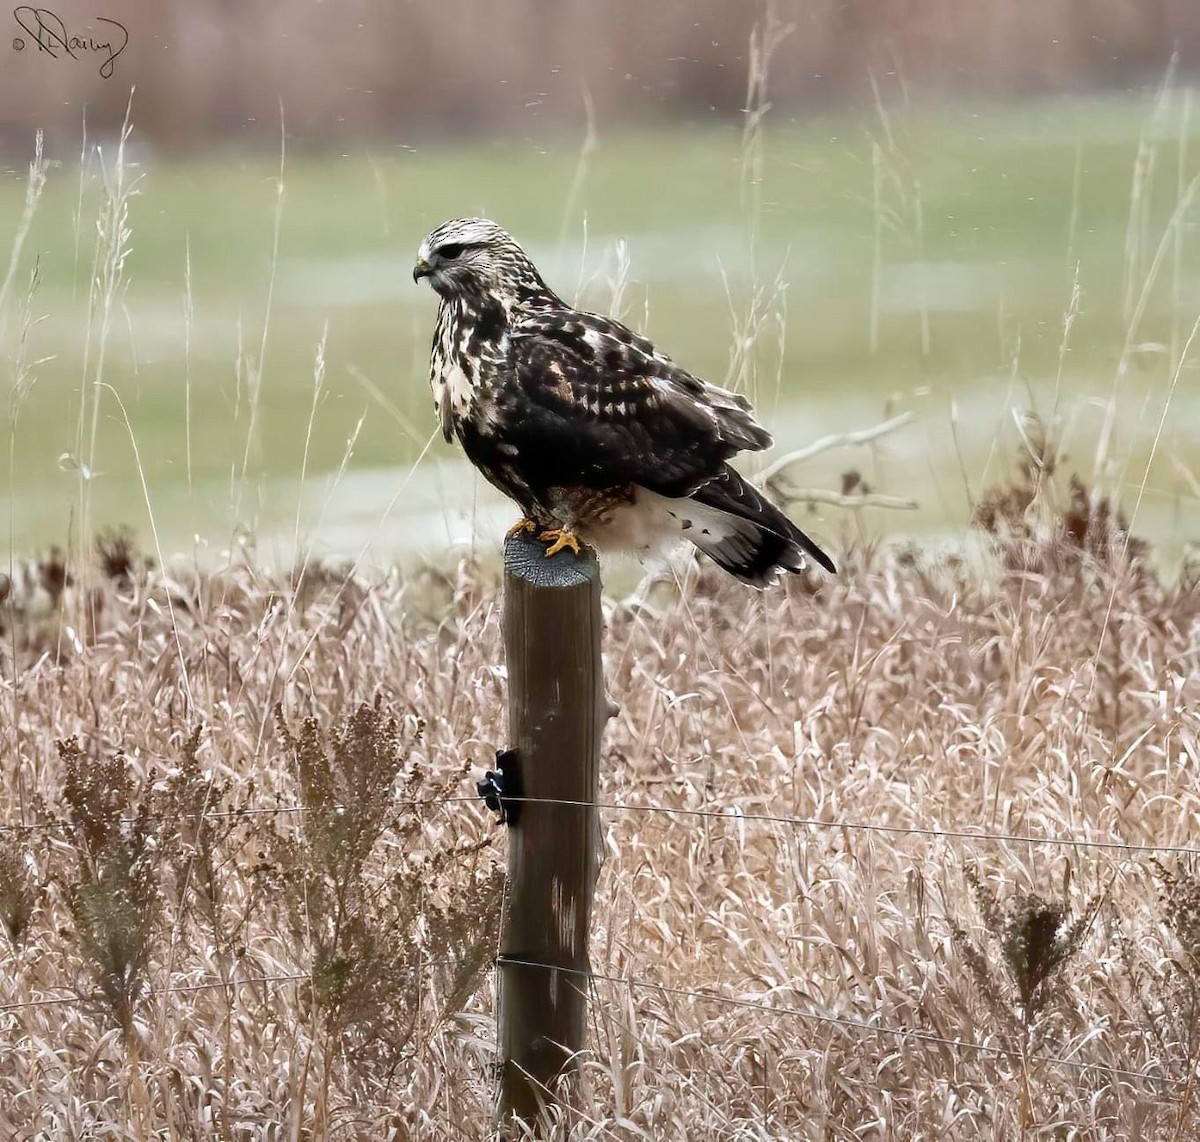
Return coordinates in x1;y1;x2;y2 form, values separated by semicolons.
2;82;1198;567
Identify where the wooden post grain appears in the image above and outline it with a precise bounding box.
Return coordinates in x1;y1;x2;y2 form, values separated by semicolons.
497;532;606;1130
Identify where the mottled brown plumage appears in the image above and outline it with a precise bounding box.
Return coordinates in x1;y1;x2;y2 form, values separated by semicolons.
413;218;834;586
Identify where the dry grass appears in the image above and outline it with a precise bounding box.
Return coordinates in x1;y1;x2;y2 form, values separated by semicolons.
0;460;1196;1139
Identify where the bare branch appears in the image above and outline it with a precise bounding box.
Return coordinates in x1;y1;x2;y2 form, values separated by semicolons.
758;411;917;484
773;488;919;511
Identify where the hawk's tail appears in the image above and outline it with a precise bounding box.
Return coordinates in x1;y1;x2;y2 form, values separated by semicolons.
682;466;835;588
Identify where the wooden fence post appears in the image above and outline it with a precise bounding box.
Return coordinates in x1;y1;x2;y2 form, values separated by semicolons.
496;531;606;1130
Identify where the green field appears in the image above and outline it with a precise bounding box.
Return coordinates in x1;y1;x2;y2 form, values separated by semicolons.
2;94;1198;567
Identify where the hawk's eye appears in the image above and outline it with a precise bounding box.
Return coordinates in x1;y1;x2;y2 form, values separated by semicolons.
437;243;465;260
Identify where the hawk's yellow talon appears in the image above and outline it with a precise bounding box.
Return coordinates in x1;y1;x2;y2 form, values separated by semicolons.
506;518;538;539
538;527;582;558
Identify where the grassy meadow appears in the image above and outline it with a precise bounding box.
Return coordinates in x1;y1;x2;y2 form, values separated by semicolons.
0;87;1199;1139
1;93;1198;569
0;486;1197;1136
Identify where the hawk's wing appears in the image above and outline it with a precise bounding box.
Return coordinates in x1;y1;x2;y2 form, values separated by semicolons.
502;310;771;497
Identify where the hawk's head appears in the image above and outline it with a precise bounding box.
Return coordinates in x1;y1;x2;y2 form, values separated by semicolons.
413;218;549;302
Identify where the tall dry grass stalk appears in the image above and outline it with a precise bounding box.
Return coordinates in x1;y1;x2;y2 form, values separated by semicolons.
718;0;795;418
0;130;47;333
4;137;50;831
867;70;931;360
1122;54;1179;326
75;98;139;601
228;108;287;550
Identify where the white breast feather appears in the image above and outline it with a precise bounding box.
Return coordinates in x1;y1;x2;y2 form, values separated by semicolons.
432;360;474;417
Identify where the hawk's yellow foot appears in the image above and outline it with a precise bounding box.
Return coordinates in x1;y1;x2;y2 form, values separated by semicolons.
538;527;582;558
505;518;538;539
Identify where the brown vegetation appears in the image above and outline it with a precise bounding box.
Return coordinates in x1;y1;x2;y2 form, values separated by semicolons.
0;0;1195;155
0;460;1197;1136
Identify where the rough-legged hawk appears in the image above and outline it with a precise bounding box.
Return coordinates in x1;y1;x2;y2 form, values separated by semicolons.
413;218;835;586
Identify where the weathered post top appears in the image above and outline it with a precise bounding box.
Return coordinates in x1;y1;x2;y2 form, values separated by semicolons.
502;531;602;590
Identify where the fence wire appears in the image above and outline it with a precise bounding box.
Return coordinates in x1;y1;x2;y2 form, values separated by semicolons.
2;790;1197;859
0;973;309;1015
499;956;1182;1091
0;958;464;1016
0;955;1179;1095
0;787;1191;1097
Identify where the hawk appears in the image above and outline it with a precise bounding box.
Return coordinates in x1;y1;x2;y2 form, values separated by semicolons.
413;218;835;587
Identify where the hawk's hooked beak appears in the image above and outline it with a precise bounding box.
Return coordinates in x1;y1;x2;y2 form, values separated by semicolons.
413;257;432;283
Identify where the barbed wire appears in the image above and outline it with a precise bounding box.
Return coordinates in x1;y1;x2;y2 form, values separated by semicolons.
503;795;1200;859
0;953;1178;1094
0;772;1192;1091
0;972;308;1015
0;795;477;836
2;791;1197;859
499;956;1182;1091
0;957;465;1016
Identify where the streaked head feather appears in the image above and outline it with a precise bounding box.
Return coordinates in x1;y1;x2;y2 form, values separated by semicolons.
415;218;550;302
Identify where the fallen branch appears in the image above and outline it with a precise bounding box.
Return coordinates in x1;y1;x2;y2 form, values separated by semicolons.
625;412;920;605
773;489;918;511
759;411;917;485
